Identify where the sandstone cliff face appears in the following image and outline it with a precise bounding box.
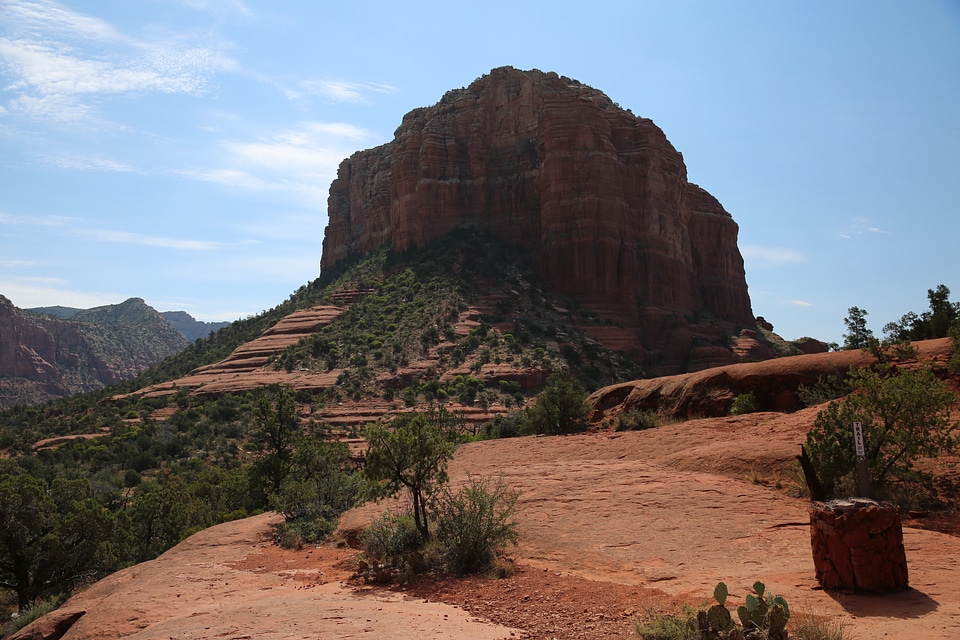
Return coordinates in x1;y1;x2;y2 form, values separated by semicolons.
0;296;188;408
321;67;754;373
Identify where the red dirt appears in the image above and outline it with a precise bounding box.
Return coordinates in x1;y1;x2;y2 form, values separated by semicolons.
19;409;960;640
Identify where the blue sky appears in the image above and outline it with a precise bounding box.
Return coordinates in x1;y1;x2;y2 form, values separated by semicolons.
0;0;957;345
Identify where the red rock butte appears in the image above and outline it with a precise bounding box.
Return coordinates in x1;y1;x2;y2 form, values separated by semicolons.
321;67;755;373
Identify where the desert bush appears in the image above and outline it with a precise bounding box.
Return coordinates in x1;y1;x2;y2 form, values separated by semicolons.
949;324;960;373
431;475;520;574
269;438;362;549
805;365;959;497
480;413;525;440
791;609;850;640
274;517;335;549
3;595;66;637
360;510;422;568
634;605;699;639
797;374;851;408
522;370;588;435
729;392;757;416
615;409;659;431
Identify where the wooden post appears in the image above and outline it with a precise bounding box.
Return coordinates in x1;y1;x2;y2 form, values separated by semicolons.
852;421;872;498
797;445;825;502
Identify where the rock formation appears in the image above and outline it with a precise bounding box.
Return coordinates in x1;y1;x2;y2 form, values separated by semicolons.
585;338;954;420
321;67;755;373
0;296;188;407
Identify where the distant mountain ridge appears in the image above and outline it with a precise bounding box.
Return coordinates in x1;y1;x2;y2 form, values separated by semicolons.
26;304;228;343
160;311;230;343
1;296;191;408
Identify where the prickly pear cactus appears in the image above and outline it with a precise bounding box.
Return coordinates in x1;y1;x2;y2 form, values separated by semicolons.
696;580;790;640
696;609;717;640
737;593;768;631
771;594;790;618
714;581;729;607
707;604;734;633
766;603;789;640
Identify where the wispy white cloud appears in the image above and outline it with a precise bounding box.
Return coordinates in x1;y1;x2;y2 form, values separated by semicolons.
0;0;237;124
740;244;805;267
786;299;812;308
1;0;122;43
279;78;396;104
171;167;267;188
0;211;80;226
837;217;888;239
40;151;139;172
75;228;221;251
0;258;36;267
174;0;254;19
223;121;374;176
169;120;372;205
225;139;345;174
0;210;220;250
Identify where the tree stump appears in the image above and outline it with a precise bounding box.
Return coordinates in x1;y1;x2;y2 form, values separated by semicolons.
809;498;908;592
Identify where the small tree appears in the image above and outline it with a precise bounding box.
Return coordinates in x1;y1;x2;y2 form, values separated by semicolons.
842;306;874;350
0;475;119;610
523;370;589;435
249;387;300;498
270;437;362;547
363;412;455;542
883;284;960;341
805;365;959;496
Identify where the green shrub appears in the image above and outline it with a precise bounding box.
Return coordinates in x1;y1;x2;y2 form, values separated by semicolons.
522;370;588;435
949;324;960;374
274;517;336;549
805;365;959;497
729;392;757;416
480;413;525;439
797;375;851;408
634;605;699;640
360;511;422;568
615;409;659;431
432;475;520;574
4;595;66;636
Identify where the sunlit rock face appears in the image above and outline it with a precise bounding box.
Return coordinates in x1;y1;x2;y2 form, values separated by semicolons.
321;67;754;373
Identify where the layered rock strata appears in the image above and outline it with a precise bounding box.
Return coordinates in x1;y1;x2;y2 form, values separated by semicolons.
321;66;754;373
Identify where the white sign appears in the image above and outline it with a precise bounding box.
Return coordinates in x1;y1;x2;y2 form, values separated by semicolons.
853;421;865;458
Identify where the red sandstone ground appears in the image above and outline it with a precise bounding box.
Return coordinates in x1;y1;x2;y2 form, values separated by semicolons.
17;406;960;640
